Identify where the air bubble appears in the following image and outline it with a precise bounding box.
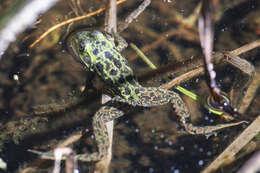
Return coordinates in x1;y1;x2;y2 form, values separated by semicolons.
207;151;212;156
74;169;79;173
148;168;154;173
174;169;180;173
160;134;165;138
198;160;204;166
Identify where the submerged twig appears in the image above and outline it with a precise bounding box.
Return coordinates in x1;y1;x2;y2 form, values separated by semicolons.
202;116;260;173
230;39;260;56
238;69;260;114
130;24;183;61
118;0;151;32
237;150;260;173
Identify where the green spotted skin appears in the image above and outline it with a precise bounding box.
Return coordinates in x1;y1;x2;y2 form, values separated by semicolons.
38;30;245;162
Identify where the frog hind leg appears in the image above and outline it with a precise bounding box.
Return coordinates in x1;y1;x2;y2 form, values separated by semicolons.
34;105;124;162
124;86;246;134
170;90;246;134
112;31;128;51
76;105;124;161
135;87;177;107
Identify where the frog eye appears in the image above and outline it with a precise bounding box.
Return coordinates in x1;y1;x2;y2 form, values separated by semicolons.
92;30;102;36
92;30;105;39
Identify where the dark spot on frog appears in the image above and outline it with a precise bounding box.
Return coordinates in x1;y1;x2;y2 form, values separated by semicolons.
124;87;131;95
104;60;111;71
118;75;125;84
142;95;150;101
135;89;140;94
96;62;105;75
126;75;135;82
128;96;134;100
152;96;159;101
104;106;110;110
105;78;114;85
93;48;99;55
110;69;118;76
96;41;100;44
113;47;120;53
122;69;130;74
113;58;122;68
101;41;106;46
105;51;113;60
149;92;155;97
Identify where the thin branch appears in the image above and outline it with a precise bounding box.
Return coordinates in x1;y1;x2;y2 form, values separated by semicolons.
29;0;127;49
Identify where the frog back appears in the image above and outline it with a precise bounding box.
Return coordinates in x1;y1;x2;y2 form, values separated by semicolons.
69;30;141;100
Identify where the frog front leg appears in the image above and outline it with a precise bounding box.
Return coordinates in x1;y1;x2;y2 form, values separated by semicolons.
105;31;128;52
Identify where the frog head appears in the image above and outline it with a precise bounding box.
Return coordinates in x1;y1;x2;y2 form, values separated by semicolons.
67;30;108;70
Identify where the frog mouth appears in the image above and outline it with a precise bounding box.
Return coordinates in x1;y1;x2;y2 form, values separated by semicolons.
66;34;82;63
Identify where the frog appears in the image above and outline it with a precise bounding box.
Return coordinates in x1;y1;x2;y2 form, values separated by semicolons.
36;30;245;162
